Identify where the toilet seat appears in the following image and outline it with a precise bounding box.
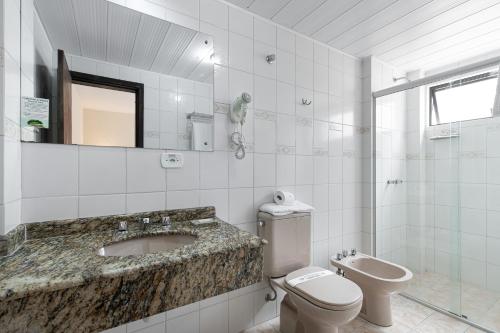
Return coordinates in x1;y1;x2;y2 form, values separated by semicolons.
284;266;363;311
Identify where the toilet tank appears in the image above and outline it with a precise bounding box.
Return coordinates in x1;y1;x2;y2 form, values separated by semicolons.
257;212;311;278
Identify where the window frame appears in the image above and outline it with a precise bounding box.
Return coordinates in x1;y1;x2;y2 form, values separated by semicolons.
429;70;498;126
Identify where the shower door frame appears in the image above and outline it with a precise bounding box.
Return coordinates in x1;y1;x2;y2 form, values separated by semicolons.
371;55;500;333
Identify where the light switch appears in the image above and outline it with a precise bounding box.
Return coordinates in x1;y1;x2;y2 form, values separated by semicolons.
161;152;183;168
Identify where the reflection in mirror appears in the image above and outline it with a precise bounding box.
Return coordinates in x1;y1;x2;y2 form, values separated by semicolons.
21;0;214;151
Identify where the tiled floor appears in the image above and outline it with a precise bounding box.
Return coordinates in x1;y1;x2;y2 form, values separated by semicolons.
244;294;498;333
406;272;500;332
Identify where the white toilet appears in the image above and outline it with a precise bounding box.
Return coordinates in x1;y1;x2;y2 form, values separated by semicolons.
257;212;363;333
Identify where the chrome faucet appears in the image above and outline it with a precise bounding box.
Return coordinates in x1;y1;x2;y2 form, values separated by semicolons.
140;217;150;231
162;216;171;229
117;221;128;232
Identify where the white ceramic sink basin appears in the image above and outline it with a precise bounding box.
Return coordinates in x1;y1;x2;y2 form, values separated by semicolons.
97;234;197;256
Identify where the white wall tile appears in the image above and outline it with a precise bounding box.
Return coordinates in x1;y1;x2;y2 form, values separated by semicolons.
314;43;329;66
166;190;200;209
79;147;126;195
254;118;276;153
79;194;126;218
200;189;228;221
295;36;313;60
166;302;200;320
22;144;78;198
200;0;228;29
487;237;500;266
229;188;255;224
126;192;166;214
166;311;199;333
276;114;295;147
167;152;200;190
276;50;295;85
276;82;295;115
295;57;313;89
22;196;78;223
199;302;228;333
228;7;252;38
254;153;276;187
296;156;313;185
228;293;253;333
126;149;166;193
487;263;500;292
277;27;294;53
200;152;228;189
276;155;295;186
254;76;276;112
228;32;253;72
254;18;276;47
228;153;254;188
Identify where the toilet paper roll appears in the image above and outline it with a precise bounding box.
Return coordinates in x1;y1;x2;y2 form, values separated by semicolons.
273;191;295;206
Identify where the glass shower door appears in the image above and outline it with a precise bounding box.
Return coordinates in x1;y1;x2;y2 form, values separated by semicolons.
374;89;463;319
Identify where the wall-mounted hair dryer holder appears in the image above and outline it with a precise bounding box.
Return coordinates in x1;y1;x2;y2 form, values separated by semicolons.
230;92;252;160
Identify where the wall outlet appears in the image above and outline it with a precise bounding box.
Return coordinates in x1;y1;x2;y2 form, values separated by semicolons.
160;152;183;168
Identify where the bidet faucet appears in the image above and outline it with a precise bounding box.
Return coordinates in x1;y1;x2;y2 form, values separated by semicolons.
140;217;150;231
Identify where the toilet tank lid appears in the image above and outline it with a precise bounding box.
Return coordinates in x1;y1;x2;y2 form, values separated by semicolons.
257;211;311;220
284;266;362;311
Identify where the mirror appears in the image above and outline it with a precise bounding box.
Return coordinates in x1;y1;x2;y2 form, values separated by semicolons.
21;0;214;151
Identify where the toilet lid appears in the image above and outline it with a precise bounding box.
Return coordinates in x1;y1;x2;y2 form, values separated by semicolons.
284;266;362;311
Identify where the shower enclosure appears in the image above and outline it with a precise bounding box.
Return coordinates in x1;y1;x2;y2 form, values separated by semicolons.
372;57;500;333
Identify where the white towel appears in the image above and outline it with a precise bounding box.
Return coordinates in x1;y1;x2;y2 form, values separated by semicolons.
259;201;315;216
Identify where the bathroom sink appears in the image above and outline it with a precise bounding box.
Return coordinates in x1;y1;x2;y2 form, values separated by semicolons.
97;234;197;256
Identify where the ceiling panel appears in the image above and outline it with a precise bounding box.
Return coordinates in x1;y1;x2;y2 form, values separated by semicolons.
246;0;291;19
311;0;396;42
150;25;197;74
71;0;108;60
170;33;213;79
344;0;476;56
293;0;362;36
391;17;500;67
34;0;81;55
226;0;500;72
106;3;142;66
328;0;433;49
129;15;171;70
381;4;500;63
36;0;213;81
271;0;325;28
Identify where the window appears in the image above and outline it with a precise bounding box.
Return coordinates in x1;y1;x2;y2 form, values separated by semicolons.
429;69;499;125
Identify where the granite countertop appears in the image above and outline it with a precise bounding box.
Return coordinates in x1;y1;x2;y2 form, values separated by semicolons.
0;207;264;332
0;207;263;303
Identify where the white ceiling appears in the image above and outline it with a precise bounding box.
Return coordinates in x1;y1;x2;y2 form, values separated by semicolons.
34;0;214;82
227;0;500;72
